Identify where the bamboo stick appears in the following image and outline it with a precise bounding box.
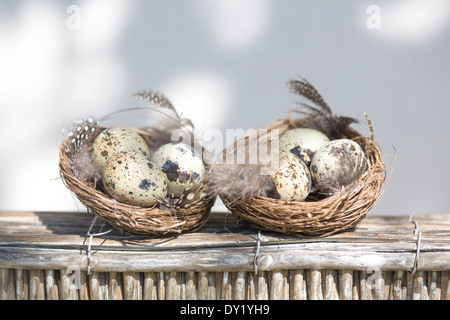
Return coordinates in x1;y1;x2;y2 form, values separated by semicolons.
324;269;338;300
283;270;289;300
45;270;59;300
247;272;256;300
373;270;385;300
198;271;208;300
123;271;142;300
109;272;123;300
443;271;450;300
428;271;440;300
0;268;15;300
290;269;307;300
143;272;157;300
15;269;27;300
352;271;360;300
359;271;373;300
208;272;217;300
89;271;108;300
339;269;353;300
307;269;323;300
179;272;186;300
269;270;285;300
233;271;246;300
185;271;196;300
392;271;407;300
157;272;165;300
256;271;268;300
412;271;428;300
79;270;89;300
221;272;233;300
59;269;72;300
29;269;45;300
166;271;181;300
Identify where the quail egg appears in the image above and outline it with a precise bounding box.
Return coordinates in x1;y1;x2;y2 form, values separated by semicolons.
91;127;150;174
266;150;311;202
102;151;167;207
152;142;205;198
279;128;330;166
310;139;366;194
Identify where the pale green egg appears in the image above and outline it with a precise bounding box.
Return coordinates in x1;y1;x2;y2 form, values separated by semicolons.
310;139;366;194
91;127;150;174
266;150;311;202
279;128;330;166
102;151;167;207
152;142;205;198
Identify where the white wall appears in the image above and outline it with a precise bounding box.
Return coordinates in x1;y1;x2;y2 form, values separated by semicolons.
0;0;449;216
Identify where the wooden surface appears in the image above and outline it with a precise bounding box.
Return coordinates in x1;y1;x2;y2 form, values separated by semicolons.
1;211;450;273
1;211;450;300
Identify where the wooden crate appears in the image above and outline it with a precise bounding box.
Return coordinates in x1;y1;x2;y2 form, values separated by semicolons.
0;211;449;300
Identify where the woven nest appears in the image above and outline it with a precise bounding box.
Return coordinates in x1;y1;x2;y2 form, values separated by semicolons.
59;91;215;236
215;77;387;237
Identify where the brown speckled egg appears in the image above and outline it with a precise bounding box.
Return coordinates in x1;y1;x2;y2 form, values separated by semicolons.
152;142;205;198
91;127;150;174
310;139;366;194
102;151;167;207
279;128;330;166
266;150;311;202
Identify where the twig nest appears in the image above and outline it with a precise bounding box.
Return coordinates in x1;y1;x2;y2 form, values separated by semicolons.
59;90;216;236
310;139;366;195
216;76;387;237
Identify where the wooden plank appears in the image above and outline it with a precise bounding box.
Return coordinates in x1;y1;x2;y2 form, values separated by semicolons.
1;211;450;275
2;242;450;273
2;212;450;252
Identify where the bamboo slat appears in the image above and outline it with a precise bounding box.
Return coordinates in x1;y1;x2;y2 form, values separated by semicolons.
1;211;450;300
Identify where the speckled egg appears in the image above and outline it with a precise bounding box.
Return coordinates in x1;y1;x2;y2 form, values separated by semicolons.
152;142;205;198
91;127;150;174
279;128;330;166
266;150;311;202
310;139;366;194
102;151;167;207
